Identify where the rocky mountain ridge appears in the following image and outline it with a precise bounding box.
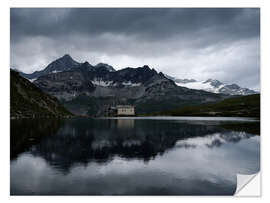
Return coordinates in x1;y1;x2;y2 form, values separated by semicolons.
20;54;116;80
16;55;229;116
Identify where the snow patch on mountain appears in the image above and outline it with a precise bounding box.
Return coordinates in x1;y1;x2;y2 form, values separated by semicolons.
91;78;142;87
91;78;115;87
28;78;37;83
122;81;142;87
171;77;257;95
51;70;63;74
176;80;225;94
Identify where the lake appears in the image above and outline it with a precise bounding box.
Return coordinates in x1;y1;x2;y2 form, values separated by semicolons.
10;117;260;195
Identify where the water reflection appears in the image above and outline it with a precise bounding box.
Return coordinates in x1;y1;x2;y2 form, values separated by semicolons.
11;119;64;160
12;118;258;170
117;119;134;128
10;118;260;195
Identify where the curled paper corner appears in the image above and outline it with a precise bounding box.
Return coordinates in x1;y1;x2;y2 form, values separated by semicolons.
234;172;261;197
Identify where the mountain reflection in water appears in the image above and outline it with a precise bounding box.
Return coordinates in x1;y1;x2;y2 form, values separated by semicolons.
10;117;260;195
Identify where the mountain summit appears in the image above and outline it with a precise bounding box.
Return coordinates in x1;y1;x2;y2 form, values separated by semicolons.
94;63;116;72
19;55;119;80
43;54;81;73
19;54;81;79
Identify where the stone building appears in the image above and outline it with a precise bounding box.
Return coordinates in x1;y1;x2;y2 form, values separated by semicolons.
116;105;135;116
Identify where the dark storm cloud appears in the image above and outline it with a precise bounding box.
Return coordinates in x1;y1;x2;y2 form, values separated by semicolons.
11;8;259;44
10;8;260;89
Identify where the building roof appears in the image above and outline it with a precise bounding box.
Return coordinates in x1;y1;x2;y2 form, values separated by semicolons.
116;105;134;108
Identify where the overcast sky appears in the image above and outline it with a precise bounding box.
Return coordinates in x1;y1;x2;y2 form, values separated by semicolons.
10;8;260;90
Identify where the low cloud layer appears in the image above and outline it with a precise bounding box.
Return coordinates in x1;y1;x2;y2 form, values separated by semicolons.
10;8;260;90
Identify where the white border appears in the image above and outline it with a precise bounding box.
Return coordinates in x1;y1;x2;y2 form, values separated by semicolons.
235;173;261;197
1;0;270;202
7;0;263;8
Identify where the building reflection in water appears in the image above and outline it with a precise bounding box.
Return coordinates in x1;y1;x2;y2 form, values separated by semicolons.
117;119;134;129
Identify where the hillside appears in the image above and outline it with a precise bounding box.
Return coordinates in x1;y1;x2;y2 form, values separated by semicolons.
10;70;72;119
150;94;260;117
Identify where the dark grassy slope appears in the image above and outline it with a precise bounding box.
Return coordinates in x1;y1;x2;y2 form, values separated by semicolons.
150;94;260;117
11;70;72;119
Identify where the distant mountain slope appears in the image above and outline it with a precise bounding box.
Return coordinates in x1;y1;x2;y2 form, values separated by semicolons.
17;55;228;116
165;75;258;95
164;74;197;84
11;70;72;119
153;94;260;117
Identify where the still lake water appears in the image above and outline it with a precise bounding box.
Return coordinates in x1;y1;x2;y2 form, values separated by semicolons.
10;117;260;195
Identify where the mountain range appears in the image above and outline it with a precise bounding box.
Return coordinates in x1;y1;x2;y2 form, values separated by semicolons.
14;54;257;116
165;75;257;95
19;54;116;80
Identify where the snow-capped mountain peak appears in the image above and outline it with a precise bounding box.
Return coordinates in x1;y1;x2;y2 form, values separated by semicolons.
203;79;223;88
165;75;258;96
